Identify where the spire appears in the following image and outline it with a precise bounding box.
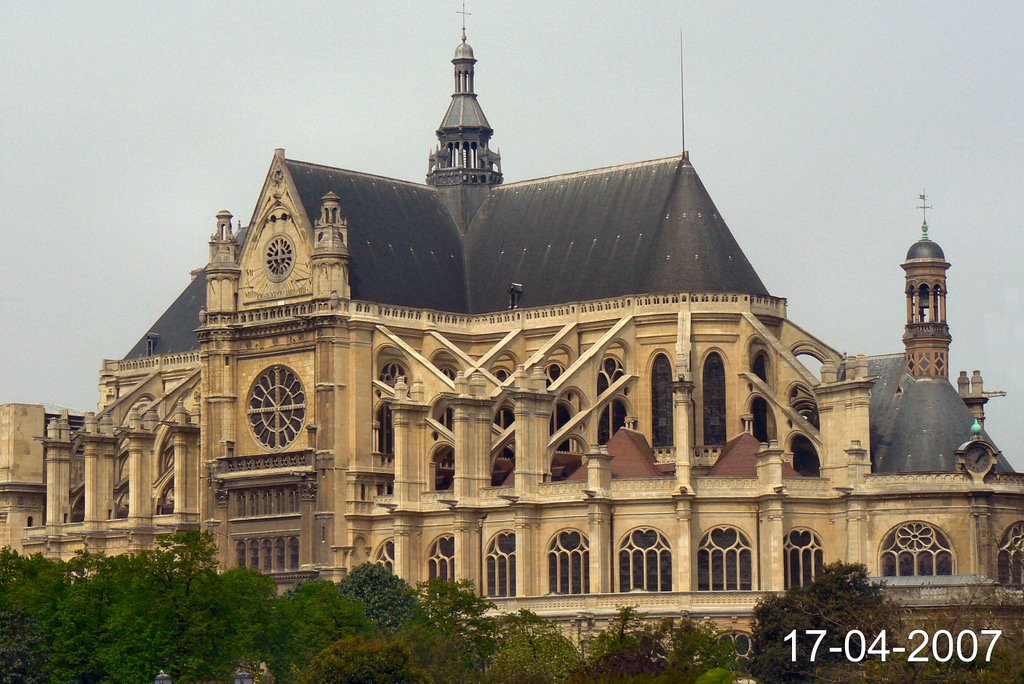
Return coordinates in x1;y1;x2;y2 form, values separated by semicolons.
427;25;502;188
901;198;951;379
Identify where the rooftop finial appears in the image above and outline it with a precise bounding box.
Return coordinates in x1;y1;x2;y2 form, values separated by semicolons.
457;0;471;42
971;418;983;437
917;190;931;239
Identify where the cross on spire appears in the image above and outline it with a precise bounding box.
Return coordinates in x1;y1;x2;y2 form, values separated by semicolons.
917;190;932;238
457;1;471;41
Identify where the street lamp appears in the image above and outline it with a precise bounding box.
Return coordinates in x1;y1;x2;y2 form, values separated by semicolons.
154;671;172;684
234;668;254;684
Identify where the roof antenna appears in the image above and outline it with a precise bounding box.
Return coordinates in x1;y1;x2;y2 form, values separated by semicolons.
679;28;688;162
458;0;471;41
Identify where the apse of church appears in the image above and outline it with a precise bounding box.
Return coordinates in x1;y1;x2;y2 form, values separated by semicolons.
7;29;1023;629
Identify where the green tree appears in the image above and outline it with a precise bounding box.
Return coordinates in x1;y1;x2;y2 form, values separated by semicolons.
0;608;48;684
487;609;580;684
299;635;422;684
266;579;372;684
749;561;902;684
338;563;419;631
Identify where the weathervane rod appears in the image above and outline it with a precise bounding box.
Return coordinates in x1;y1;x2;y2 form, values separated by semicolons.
458;1;471;40
917;189;932;237
679;27;687;159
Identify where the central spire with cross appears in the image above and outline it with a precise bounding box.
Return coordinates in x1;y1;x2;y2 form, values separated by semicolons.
458;0;470;41
426;2;502;194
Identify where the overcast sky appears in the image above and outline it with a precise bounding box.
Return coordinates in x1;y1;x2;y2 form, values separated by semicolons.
1;1;1021;469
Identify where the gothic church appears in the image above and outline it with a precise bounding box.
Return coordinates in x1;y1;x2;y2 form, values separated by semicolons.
2;31;1023;637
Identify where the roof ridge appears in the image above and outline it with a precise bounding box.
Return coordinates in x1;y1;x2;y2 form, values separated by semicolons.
500;155;686;188
284;158;431;189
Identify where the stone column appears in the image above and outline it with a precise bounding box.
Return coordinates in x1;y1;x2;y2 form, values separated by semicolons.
586;449;612;593
673;495;694;592
452;372;492;504
125;408;157;528
970;491;993;576
453;510;480;585
759;497;785;591
43;413;72;530
672;380;695;491
299;476;318;567
514;504;540;597
391;380;429;506
511;367;555;501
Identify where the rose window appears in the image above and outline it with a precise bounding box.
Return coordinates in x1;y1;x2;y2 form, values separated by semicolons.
880;522;954;577
247;365;306;449
265;235;295;280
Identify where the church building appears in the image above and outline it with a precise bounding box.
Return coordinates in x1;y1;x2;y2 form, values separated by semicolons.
4;30;1023;637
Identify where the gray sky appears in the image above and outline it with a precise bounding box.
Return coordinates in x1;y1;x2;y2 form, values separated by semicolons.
2;1;1021;469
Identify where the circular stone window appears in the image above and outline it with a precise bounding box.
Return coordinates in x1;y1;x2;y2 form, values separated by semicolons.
264;234;295;281
247;365;306;450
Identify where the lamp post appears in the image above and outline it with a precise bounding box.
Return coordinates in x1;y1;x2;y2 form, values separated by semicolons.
234;668;254;684
154;671;172;684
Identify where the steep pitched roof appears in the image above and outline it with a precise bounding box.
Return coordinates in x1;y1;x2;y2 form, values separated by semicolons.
124;270;206;359
285;160;469;312
463;157;768;312
864;355;1013;473
124;155;771;358
567;428;670;481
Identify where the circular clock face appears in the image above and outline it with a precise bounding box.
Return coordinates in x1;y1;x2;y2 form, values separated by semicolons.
265;234;295;282
964;445;990;473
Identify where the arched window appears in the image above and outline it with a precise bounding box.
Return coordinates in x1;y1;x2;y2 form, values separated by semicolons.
548;530;589;595
275;538;286;571
236;541;246;568
486;532;516;597
70;493;85;523
790;385;820;429
494;402;515;430
374;539;395;573
375;403;394;455
751;397;773;443
156;481;175;515
791;435;820;477
651;354;674;447
917;284;931;322
720;633;752;658
428;535;456;582
697;526;753;591
113;489;129;519
262;539;273;572
702;353;726;445
997;522;1024;586
379;361;407;387
550;400;573;452
248;540;260;569
752;351;769;383
160;444;174;475
784;529;824;588
880;522;954;577
598;399;627;445
288;537;300;570
491;446;515;487
618;528;672;592
597;357;624;395
432;445;455;491
545;362;564;387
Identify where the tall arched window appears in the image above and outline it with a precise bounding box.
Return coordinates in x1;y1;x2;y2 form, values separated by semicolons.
156;481;175;515
784;529;824;588
432;445;455;491
752;351;769;383
548;530;589;595
702;353;726;445
880;522;954;577
791;435;820;477
375;403;394;455
374;539;395;573
288;537;300;570
751;397;773;443
486;532;516;597
428;535;456;582
651;354;674;447
248;540;259;569
618;528;672;592
236;541;246;568
997;522;1024;586
697;526;753;591
275;538;286;571
598;398;627;445
262;539;273;572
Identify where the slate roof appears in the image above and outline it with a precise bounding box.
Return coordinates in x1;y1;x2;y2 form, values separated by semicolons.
124;270;207;359
285;160;469;312
440;94;491;130
464;157;768;312
124;154;769;359
862;354;1013;473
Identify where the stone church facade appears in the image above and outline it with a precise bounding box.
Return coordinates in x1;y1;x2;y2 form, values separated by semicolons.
4;32;1023;636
